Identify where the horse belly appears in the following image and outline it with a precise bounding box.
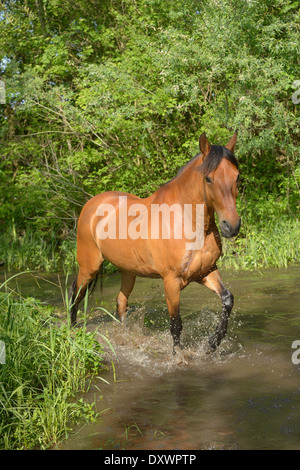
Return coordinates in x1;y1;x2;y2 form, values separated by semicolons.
99;237;160;277
88;192;160;277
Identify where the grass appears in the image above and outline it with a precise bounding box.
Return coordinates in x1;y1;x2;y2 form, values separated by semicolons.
220;217;300;270
0;229;117;274
0;277;111;450
0;229;77;272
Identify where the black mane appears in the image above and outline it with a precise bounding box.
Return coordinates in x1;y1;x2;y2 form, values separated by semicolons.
161;145;238;189
197;145;238;176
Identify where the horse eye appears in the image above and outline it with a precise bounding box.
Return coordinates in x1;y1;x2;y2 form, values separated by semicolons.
205;176;213;184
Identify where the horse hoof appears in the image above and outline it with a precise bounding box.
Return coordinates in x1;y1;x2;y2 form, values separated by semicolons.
172;343;183;355
206;336;218;353
205;342;216;354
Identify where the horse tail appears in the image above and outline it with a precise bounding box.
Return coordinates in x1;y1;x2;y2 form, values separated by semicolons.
99;263;104;296
69;275;78;305
69;274;78;325
68;265;103;325
87;272;99;297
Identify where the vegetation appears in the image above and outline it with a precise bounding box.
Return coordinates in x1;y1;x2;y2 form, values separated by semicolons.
0;278;108;449
221;215;300;269
0;1;299;447
0;0;299;270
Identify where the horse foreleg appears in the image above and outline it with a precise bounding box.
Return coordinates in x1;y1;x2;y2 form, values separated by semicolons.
163;276;182;354
200;268;234;351
116;272;136;322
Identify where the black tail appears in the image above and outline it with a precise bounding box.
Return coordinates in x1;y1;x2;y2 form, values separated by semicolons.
69;272;101;325
99;263;104;296
69;275;78;325
87;272;99;297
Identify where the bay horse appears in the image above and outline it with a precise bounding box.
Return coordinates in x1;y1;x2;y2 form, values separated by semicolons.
70;131;241;353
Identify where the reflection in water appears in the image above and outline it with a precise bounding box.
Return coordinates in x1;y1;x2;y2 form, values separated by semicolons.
1;266;300;449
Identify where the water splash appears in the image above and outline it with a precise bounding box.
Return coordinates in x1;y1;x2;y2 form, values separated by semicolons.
90;305;244;378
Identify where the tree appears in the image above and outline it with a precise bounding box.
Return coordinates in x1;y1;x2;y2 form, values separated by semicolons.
0;0;299;244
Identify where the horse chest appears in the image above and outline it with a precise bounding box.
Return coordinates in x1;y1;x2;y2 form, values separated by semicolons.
181;232;222;281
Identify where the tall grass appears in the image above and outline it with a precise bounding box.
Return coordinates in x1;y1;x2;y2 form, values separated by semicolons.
220;217;300;269
0;279;107;449
0;229;77;272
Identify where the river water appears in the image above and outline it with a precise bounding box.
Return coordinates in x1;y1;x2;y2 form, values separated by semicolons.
2;266;300;450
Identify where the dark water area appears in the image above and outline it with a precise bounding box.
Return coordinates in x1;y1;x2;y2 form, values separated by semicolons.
1;266;300;450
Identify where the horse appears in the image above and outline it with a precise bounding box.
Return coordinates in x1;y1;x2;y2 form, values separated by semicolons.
69;131;241;353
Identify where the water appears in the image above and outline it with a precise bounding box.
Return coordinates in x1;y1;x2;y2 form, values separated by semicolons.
2;266;300;449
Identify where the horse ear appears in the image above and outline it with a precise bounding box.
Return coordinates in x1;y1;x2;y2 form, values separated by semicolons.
225;130;238;152
199;132;210;157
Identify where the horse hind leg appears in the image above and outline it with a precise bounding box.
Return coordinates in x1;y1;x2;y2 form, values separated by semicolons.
69;271;100;325
116;272;136;322
70;249;104;325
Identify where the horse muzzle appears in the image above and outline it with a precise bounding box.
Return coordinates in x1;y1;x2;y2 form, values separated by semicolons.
220;218;241;238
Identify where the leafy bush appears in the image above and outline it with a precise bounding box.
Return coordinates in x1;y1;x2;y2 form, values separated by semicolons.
0;0;299;269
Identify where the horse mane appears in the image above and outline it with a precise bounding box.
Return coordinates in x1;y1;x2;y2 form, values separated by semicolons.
160;144;238;189
197;145;238;176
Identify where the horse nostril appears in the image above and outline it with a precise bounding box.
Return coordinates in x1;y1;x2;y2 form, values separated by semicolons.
222;220;230;230
220;220;231;238
220;219;240;238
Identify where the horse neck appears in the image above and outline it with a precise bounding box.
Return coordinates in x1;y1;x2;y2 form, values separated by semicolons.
176;156;218;227
171;156;207;205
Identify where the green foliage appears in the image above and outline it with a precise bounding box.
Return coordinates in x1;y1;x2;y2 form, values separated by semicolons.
221;212;300;269
0;0;299;269
0;227;77;271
